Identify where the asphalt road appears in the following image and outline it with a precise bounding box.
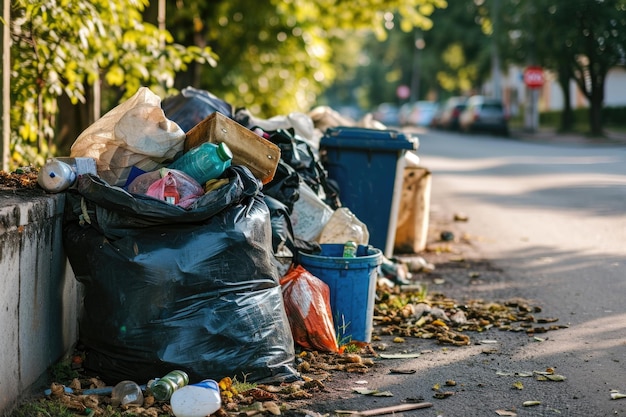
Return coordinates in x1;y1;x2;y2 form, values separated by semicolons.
304;129;626;417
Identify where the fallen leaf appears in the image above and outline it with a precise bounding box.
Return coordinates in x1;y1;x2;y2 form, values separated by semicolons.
392;337;405;343
433;391;454;399
610;391;626;400
389;369;416;374
378;353;421;359
512;381;524;390
352;388;393;397
545;374;566;381
523;401;541;407
495;410;517;416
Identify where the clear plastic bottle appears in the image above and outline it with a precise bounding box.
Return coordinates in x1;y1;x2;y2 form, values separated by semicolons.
38;159;77;193
111;380;144;407
170;379;221;417
168;142;233;185
37;157;97;193
149;370;189;402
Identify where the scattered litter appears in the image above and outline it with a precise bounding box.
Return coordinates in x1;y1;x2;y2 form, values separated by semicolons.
453;212;469;222
610;390;626;400
533;337;545;342
433;278;446;285
522;401;541;407
354;380;369;385
480;339;499;344
440;231;455;241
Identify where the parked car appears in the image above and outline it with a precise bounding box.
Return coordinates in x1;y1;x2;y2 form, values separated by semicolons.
459;95;509;135
372;102;400;126
399;100;439;127
438;96;468;130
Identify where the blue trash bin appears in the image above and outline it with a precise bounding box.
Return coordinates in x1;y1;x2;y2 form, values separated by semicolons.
298;244;382;343
320;127;418;257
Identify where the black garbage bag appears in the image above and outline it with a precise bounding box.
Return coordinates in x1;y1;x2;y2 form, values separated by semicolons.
63;166;298;385
262;160;301;213
268;129;341;210
161;86;233;133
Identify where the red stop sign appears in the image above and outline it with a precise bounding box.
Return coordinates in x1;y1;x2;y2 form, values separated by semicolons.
524;66;544;88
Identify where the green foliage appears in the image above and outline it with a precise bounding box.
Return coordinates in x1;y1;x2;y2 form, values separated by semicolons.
9;0;216;169
9;398;75;417
168;0;446;117
48;360;79;386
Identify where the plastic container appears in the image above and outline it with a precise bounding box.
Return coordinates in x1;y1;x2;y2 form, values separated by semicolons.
170;379;221;417
168;142;233;185
320;127;417;257
149;370;189;402
37;157;97;193
298;243;382;343
111;380;144;407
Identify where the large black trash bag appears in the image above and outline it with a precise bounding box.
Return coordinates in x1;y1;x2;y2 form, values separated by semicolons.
268;129;341;210
63;166;298;385
262;160;301;213
161;86;233;132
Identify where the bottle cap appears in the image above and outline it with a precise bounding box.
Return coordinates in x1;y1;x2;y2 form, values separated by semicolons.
216;142;233;162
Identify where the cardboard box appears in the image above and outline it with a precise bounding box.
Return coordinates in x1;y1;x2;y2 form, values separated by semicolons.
184;112;280;184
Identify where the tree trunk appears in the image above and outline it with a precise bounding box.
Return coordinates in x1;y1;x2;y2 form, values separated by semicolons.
588;76;604;137
557;67;574;132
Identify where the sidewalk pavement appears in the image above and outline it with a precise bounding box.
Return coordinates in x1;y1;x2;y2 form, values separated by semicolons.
511;127;626;146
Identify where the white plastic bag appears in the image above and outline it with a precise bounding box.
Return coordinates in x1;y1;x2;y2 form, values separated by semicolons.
70;87;185;187
317;207;369;245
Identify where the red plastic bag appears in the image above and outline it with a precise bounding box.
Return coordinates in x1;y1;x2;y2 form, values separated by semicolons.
280;265;339;353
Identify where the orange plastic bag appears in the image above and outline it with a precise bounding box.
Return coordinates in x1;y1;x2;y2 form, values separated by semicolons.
280;265;339;353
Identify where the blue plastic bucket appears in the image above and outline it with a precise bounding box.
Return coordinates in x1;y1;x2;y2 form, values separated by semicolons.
298;244;382;343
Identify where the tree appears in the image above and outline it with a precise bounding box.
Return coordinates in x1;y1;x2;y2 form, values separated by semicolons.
8;0;215;168
165;0;446;117
500;0;626;136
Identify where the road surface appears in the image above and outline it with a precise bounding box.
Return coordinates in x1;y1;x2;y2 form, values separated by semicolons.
310;129;626;417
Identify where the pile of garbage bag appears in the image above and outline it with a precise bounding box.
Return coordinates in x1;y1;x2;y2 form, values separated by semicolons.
59;86;389;386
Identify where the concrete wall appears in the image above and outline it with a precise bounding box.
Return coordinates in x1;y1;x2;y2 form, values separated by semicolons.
0;191;79;415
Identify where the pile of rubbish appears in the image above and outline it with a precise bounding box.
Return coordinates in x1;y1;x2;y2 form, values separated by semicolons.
31;85;423;414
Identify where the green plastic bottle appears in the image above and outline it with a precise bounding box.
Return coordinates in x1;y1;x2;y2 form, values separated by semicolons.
169;142;233;185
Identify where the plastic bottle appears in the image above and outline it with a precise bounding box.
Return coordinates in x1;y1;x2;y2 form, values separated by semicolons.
111;380;144;407
170;379;221;417
38;159;77;193
168;142;233;185
343;241;358;258
37;157;97;193
149;370;189;402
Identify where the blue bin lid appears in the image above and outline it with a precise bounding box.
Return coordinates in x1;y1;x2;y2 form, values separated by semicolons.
321;126;418;151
